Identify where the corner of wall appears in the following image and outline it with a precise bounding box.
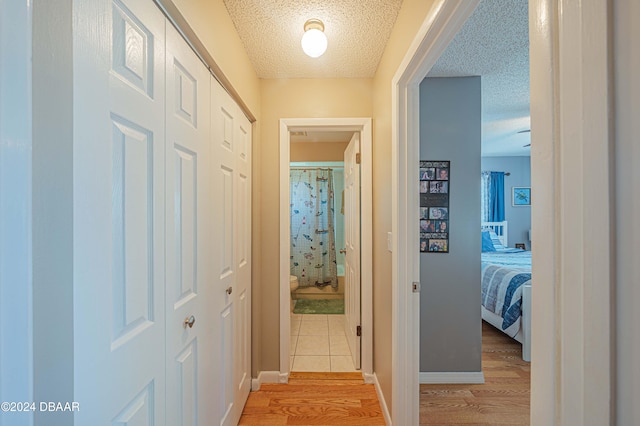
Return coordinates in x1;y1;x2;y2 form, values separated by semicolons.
32;1;75;424
372;372;393;425
250;370;286;391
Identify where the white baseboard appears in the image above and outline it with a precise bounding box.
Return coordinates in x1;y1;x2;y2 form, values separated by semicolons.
372;372;392;426
419;371;485;384
362;372;375;384
251;371;286;391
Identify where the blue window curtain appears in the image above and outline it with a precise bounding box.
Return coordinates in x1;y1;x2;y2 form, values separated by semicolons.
481;171;505;222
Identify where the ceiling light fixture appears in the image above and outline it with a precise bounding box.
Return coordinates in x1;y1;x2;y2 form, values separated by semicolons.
301;19;327;58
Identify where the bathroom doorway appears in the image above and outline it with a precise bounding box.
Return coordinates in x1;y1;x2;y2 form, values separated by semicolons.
289;157;351;373
278;118;373;381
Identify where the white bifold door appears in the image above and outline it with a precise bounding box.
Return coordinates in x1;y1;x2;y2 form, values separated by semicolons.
73;0;168;424
164;22;216;426
72;0;252;424
210;76;252;426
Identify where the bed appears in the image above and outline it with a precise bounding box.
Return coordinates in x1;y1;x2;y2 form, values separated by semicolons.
481;221;531;362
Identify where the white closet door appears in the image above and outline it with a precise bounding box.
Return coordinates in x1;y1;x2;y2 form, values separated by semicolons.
344;133;361;369
73;1;251;424
232;87;252;423
164;23;215;426
210;79;252;425
73;0;167;424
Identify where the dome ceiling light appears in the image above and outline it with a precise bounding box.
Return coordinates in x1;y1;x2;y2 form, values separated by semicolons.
301;19;327;58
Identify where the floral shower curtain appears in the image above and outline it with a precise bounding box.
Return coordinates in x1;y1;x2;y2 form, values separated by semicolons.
290;168;338;288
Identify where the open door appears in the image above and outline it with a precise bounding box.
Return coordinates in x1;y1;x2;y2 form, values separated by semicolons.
344;133;361;369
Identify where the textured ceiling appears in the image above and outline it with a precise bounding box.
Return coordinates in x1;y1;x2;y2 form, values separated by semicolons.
428;0;530;156
223;0;529;156
223;0;403;78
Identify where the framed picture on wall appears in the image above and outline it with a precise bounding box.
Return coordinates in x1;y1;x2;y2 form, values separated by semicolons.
419;160;450;253
512;186;531;206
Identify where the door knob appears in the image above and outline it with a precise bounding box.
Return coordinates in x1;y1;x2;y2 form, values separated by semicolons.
226;286;233;295
339;249;347;254
183;315;196;329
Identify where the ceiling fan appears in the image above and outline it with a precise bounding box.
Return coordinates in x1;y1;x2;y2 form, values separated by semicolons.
518;129;531;147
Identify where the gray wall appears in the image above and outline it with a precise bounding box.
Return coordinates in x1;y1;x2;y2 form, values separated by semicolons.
615;0;640;423
419;77;482;373
481;156;531;249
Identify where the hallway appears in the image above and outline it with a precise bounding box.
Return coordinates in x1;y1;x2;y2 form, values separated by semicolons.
239;372;384;425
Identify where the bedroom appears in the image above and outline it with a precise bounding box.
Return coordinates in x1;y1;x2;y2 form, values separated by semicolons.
418;0;532;422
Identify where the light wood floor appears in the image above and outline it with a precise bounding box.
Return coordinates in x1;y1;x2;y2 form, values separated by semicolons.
420;321;531;425
240;322;529;425
239;372;385;425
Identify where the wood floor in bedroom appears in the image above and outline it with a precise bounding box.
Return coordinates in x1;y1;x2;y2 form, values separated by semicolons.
420;321;531;425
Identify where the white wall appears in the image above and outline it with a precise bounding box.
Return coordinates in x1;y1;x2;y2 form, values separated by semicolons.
481;156;531;249
1;2;75;425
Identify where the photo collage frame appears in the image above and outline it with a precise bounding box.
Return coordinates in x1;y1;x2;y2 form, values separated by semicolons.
420;161;450;253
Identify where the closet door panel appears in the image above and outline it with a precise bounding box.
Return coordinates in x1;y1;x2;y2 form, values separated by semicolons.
165;22;214;426
74;2;251;424
210;79;237;426
73;0;166;424
234;108;252;420
210;79;252;426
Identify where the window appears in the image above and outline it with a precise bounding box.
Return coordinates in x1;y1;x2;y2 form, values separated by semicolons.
481;171;505;222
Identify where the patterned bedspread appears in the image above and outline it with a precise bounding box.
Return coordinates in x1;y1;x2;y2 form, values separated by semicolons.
481;250;532;337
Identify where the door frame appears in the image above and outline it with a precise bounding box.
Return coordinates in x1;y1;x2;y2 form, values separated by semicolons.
392;0;613;424
390;2;480;423
279;117;373;382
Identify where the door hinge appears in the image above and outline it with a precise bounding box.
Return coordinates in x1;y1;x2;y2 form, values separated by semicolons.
356;325;362;337
412;282;421;293
355;153;361;164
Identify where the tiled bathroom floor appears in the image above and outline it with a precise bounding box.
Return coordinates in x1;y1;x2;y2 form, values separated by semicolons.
290;313;357;372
